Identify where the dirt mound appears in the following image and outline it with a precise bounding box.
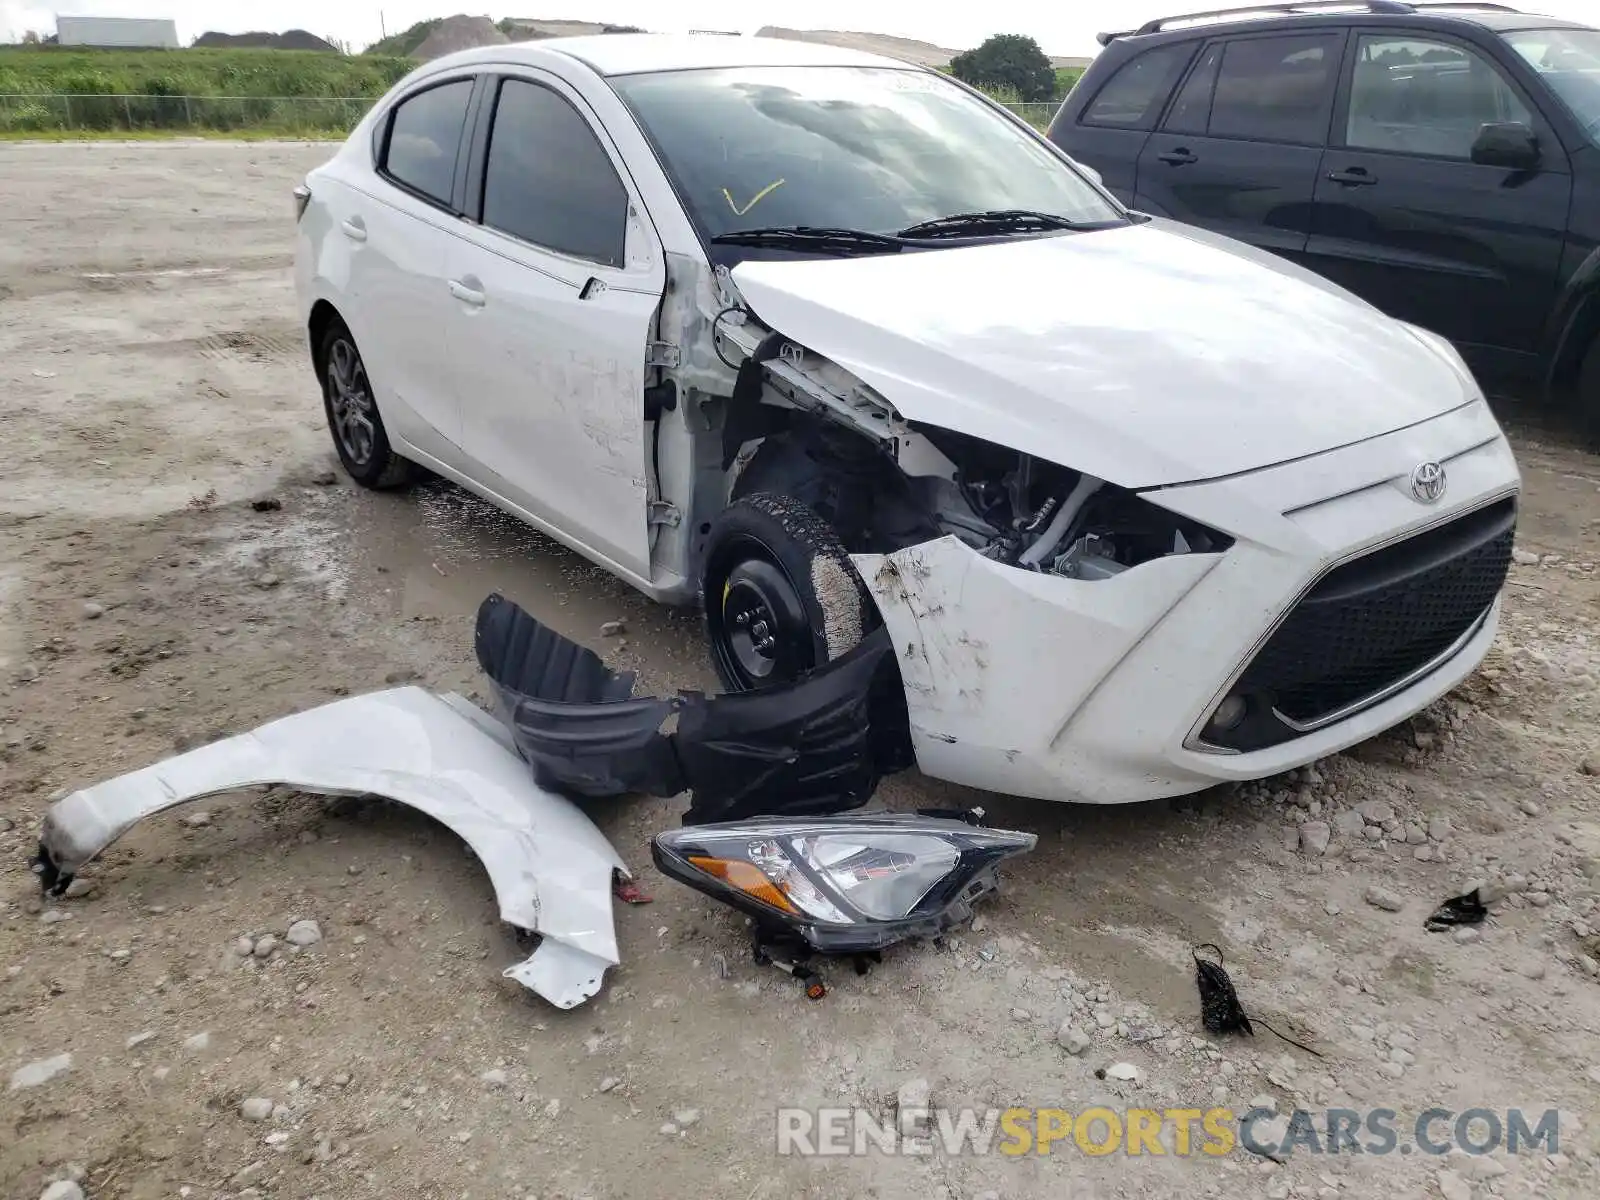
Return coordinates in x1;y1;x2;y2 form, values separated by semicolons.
500;18;643;40
193;30;337;52
412;14;508;60
755;26;959;68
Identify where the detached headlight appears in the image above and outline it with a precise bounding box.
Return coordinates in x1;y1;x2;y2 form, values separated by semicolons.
652;813;1036;956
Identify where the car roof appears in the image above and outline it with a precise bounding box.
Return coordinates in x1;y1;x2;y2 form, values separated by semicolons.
424;32;915;78
1099;4;1592;47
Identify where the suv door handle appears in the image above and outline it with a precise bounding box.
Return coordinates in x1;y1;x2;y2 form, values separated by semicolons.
1327;167;1378;186
449;279;486;307
340;218;367;242
1157;148;1198;166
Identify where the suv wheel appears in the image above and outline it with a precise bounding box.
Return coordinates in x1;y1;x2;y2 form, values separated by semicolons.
317;320;413;489
701;493;872;692
1579;339;1600;450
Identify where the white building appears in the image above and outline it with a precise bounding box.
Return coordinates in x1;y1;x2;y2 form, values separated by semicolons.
56;16;180;48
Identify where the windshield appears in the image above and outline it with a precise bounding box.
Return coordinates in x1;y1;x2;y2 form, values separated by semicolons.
608;66;1122;250
1504;28;1600;142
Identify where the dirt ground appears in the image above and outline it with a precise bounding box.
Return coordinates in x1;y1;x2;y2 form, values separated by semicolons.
3;141;1600;1200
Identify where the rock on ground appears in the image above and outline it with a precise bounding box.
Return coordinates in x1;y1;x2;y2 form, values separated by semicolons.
1364;886;1405;913
9;1053;71;1091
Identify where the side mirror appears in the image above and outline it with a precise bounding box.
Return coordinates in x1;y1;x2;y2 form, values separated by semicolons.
1471;122;1540;170
1071;159;1105;188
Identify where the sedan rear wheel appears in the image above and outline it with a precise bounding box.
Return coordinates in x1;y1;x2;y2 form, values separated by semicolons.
317;320;413;489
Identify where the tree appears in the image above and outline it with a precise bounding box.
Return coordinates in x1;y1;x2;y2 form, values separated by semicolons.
950;34;1056;103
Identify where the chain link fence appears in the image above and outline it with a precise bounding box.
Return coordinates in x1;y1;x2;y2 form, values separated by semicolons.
0;93;376;135
1000;101;1061;130
0;92;1065;138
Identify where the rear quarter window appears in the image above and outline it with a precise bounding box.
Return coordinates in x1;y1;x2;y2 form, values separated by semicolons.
1081;43;1197;130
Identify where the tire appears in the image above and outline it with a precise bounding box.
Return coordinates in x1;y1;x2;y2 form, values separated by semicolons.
316;319;413;489
1579;338;1600;451
701;492;874;692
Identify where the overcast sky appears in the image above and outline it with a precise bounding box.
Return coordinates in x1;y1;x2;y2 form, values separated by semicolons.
2;1;1598;55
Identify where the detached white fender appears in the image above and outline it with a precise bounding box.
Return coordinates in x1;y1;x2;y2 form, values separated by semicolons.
36;687;627;1010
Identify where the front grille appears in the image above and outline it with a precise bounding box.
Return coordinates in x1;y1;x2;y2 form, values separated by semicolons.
1208;497;1515;752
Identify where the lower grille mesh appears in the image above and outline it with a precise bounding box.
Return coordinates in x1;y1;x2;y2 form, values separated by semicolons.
1211;497;1515;751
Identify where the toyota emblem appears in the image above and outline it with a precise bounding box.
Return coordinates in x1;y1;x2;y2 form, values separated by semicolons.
1410;461;1447;504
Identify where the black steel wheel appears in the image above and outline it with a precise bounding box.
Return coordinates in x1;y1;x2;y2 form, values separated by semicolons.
702;493;872;692
316;318;413;489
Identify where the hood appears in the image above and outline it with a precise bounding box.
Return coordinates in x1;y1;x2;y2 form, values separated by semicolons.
729;219;1478;489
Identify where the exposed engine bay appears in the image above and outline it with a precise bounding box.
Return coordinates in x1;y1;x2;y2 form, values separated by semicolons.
720;330;1234;579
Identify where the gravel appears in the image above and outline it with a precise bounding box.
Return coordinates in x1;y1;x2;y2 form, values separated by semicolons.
1300;821;1331;856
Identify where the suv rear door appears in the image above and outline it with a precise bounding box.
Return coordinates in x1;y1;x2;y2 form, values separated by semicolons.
1137;30;1346;258
1304;29;1571;370
1049;41;1199;202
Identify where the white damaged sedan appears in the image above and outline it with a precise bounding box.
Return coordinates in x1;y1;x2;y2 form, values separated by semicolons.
294;34;1520;805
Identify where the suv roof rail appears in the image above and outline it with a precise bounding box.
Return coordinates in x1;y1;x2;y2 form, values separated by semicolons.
1095;1;1520;46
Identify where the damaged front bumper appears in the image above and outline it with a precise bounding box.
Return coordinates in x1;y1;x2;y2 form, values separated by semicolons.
33;687;629;1009
853;405;1520;804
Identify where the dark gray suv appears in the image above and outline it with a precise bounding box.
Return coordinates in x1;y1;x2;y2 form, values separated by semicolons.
1049;2;1600;436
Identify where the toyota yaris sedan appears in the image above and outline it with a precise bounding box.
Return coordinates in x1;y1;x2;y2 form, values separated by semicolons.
294;34;1521;805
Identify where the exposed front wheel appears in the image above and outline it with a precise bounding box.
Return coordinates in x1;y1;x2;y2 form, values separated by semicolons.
317;320;413;489
701;493;873;692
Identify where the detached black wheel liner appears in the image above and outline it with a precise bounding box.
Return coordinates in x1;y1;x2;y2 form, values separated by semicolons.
316;319;414;489
702;493;874;692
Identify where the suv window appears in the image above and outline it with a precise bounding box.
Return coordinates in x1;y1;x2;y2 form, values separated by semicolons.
1082;43;1196;129
481;79;629;267
1348;35;1533;158
1210;34;1342;143
1163;43;1222;134
1504;27;1600;145
383;80;474;206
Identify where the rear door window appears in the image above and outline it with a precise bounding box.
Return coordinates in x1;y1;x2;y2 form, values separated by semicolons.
381;79;474;206
1209;33;1343;144
1082;43;1196;130
479;78;629;267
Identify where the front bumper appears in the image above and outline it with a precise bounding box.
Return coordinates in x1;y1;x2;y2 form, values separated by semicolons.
853;400;1520;804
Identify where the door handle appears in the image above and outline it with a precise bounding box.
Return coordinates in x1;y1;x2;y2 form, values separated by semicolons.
449;279;486;307
1327;167;1378;186
340;218;367;242
1157;148;1198;166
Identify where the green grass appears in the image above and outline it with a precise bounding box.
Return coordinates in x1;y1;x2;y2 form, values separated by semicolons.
0;45;408;135
0;44;411;99
0;126;345;141
0;44;1082;139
